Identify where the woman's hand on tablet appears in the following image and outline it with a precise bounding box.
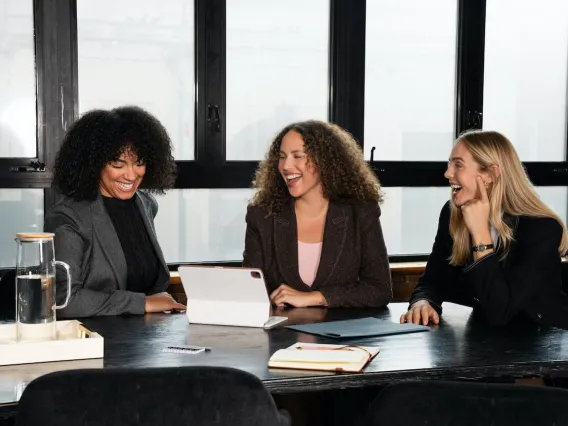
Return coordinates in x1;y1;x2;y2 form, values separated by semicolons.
400;300;439;326
145;292;186;313
270;284;327;308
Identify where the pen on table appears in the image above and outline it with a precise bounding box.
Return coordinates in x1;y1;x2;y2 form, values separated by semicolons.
172;345;212;351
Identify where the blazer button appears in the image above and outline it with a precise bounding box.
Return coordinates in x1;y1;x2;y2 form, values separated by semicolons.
537;312;542;320
473;297;479;303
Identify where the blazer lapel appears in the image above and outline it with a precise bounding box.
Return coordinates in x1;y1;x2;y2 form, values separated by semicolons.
312;202;348;289
134;195;169;275
273;202;303;287
91;194;128;290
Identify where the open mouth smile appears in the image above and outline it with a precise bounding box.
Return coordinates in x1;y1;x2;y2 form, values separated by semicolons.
116;182;135;192
285;174;302;186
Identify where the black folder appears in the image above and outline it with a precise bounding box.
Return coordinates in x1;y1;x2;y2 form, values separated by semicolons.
285;317;430;339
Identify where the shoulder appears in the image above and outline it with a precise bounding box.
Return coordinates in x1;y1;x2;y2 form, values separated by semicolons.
136;191;159;216
433;200;451;226
336;200;381;224
44;196;94;232
246;204;271;224
353;200;381;215
517;215;563;239
46;196;93;220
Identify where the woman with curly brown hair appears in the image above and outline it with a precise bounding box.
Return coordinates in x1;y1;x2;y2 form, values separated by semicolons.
244;120;392;308
45;106;185;317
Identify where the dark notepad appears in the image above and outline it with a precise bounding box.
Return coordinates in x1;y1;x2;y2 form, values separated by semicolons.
285;317;430;339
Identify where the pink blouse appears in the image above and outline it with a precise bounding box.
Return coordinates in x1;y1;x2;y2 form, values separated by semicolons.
298;241;323;286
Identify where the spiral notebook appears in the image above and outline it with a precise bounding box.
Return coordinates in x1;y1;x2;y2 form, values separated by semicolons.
268;342;380;373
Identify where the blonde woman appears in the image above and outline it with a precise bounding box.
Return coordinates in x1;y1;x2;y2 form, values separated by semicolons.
401;130;568;328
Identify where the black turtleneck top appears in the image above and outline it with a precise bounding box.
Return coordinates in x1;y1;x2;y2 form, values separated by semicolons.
102;195;164;293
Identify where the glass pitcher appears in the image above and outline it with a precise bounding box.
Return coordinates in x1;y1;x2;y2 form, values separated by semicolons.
15;232;71;341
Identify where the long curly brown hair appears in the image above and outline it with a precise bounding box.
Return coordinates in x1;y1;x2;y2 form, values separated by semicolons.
250;120;383;215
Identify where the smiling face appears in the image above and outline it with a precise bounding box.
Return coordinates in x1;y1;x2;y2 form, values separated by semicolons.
277;130;322;199
444;140;493;207
99;149;146;200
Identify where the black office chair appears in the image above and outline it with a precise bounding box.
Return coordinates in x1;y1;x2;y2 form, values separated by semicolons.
0;268;15;321
365;380;568;426
16;366;290;426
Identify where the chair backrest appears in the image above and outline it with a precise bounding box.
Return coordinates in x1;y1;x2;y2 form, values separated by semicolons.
16;366;290;426
0;269;15;321
365;380;568;426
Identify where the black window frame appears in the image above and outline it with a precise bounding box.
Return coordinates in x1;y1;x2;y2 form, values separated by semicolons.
1;0;566;263
0;0;76;214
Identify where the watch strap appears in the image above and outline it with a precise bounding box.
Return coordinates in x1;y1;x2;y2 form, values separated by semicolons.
472;243;494;252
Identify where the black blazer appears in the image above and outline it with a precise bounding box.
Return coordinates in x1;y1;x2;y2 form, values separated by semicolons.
243;200;392;308
410;201;568;328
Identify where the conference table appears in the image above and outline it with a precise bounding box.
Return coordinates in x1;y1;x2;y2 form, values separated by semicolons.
2;302;568;420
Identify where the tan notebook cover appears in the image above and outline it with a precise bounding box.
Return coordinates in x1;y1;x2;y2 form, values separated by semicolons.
268;342;380;373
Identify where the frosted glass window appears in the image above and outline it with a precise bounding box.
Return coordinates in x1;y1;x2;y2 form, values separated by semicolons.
0;189;43;268
483;1;568;161
0;1;36;158
77;0;195;160
381;187;451;255
226;0;329;160
380;186;568;257
154;189;254;263
536;187;568;226
364;0;458;161
153;187;568;262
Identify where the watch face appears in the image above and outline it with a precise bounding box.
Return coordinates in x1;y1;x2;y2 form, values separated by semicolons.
479;244;487;251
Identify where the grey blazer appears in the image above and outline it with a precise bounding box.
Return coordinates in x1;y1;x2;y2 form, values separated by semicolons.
44;191;169;317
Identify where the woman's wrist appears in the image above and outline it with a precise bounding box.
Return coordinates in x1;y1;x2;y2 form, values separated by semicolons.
471;229;492;246
311;291;328;307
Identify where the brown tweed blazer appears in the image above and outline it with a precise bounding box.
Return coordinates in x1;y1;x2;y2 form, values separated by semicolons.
243;200;392;308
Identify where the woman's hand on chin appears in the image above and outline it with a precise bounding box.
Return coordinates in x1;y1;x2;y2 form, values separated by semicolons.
269;284;327;308
461;176;491;242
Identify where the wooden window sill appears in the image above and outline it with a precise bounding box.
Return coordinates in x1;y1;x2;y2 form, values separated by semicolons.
168;261;429;286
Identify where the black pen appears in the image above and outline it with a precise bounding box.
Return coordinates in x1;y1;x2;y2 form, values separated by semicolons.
169;345;211;352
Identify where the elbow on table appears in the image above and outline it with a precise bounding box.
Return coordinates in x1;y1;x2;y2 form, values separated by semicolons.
377;291;393;307
481;307;516;326
362;288;392;308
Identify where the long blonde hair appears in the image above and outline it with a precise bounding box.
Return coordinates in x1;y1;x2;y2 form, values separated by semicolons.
449;130;568;265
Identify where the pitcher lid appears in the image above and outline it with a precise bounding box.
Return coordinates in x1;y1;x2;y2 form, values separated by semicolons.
16;232;55;241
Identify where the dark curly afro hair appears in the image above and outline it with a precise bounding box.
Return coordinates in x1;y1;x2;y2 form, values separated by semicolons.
250;120;383;215
52;106;176;201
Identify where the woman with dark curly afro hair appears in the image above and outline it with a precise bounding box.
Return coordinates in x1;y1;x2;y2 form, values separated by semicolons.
243;120;392;308
45;106;185;317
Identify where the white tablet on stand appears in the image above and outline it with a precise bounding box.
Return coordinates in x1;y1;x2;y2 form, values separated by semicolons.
178;266;287;329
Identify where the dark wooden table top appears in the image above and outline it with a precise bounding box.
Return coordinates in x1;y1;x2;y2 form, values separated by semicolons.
3;302;568;408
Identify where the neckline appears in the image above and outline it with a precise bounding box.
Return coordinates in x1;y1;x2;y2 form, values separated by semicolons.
102;194;137;207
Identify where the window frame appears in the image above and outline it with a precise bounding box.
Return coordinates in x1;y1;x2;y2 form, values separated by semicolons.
0;0;77;210
1;0;566;263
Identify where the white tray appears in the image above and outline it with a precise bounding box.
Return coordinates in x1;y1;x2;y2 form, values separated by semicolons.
0;320;104;366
